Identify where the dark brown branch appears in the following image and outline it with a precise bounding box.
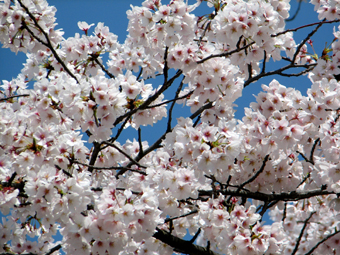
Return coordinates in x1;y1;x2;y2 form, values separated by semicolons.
296;137;320;166
193;115;201;127
167;77;185;132
116;187;142;195
198;20;212;45
292;211;316;255
276;66;315;77
116;132;167;178
137;127;144;158
272;19;339;38
296;173;310;189
190;102;214;120
164;209;199;223
87;142;101;173
305;229;340;255
259;200;279;219
163;46;169;83
261;51;267;74
18;0;79;83
292;19;325;63
116;75;196;178
144;89;193;109
0;94;29;102
196;41;255;64
198;188;334;203
136;67;143;80
244;62;316;87
102;141;147;169
244;20;330;87
296;138;320;187
309;137;320;163
227;155;270;205
113;70;183;127
94;57;115;79
3;172;17;187
111;115;131;143
73;160;146;175
285;0;303;22
282;201;288;221
190;228;201;243
45;244;62;255
239;155;270;191
0;244;62;255
153;228;219;255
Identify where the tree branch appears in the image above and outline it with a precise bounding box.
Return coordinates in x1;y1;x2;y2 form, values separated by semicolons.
164;209;199;223
153;228;219;255
292;19;326;63
244;62;316;87
113;70;183;127
137;127;144;158
272;19;340;38
196;41;255;64
0;94;29;102
18;0;79;83
94;56;115;79
189;102;214;120
305;229;340;255
73;160;146;175
167;77;185;132
102;141;146;169
0;244;62;255
285;0;303;22
198;188;334;203
292;211;316;255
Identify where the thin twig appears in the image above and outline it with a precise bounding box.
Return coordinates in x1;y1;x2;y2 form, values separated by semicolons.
226;155;270;204
113;70;183;127
292;211;316;255
164;209;199;223
137;127;144;158
167;77;185;132
190;102;214;120
305;229;340;255
292;19;326;63
102;141;147;169
238;155;270;190
163;46;169;83
282;202;287;221
46;244;62;255
144;89;193;109
0;94;29;102
196;41;255;64
111;115;131;143
285;0;303;22
190;228;201;243
272;19;339;38
87;142;101;173
18;0;79;83
199;187;334;203
261;51;267;74
244;62;316;87
94;57;115;79
73;160;147;175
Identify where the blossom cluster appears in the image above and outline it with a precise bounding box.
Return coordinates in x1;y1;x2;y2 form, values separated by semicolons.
196;195;287;254
1;0;340;254
269;196;340;254
311;0;340;21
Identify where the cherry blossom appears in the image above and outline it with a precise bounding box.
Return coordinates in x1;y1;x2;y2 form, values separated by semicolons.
1;0;340;254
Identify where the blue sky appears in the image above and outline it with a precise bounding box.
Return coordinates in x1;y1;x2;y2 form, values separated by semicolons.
0;0;338;252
